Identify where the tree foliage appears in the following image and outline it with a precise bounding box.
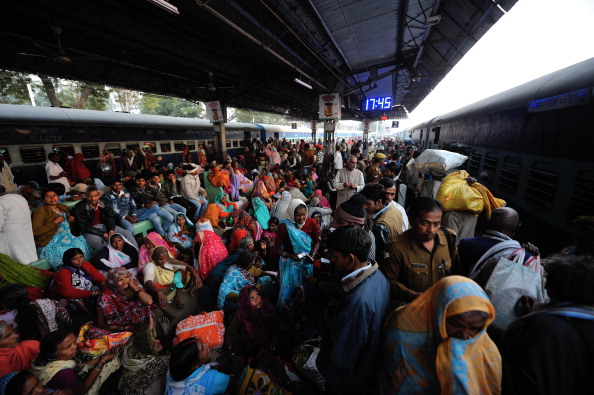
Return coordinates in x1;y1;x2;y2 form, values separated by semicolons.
0;70;35;105
138;95;204;118
231;108;291;125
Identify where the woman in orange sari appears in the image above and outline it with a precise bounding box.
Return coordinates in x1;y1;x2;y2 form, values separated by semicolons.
208;167;230;190
197;146;207;166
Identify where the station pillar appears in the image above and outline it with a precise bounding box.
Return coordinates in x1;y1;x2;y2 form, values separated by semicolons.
311;120;317;143
213;122;227;162
323;119;336;154
363;119;370;142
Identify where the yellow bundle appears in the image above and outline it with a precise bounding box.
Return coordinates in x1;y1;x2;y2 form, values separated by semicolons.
436;170;505;218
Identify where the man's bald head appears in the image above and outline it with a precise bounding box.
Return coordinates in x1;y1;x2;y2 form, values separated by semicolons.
488;207;520;236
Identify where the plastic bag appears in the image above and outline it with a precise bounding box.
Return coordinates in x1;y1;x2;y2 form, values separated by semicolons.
173;310;225;349
293;338;325;392
485;255;546;330
76;322;132;358
436;170;505;217
415;149;468;175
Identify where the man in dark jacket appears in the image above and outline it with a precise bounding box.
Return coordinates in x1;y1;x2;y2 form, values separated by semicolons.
501;254;594;394
317;226;390;394
71;185;137;251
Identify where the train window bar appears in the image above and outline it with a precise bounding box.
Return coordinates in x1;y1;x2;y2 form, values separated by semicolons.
52;144;75;157
173;141;185;151
126;143;140;151
104;143;121;155
232;140;239;148
524;163;559;210
160;142;171;153
20;146;46;163
566;170;594;221
500;156;522;194
0;147;11;163
81;144;100;159
186;141;196;151
145;142;157;153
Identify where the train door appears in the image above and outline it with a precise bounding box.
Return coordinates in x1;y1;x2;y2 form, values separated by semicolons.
433;127;441;147
274;132;279;141
244;131;252;147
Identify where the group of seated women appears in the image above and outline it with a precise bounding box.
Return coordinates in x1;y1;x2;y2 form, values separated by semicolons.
2;139;590;395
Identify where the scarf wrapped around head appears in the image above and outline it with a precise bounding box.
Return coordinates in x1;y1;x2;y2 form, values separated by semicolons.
380;276;500;394
233;211;257;240
101;233;137;270
100;267;151;326
286;198;307;224
252;197;270;230
139;232;177;270
215;193;234;212
237;285;277;343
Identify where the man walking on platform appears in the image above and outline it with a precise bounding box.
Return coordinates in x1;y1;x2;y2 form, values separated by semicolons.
333;155;365;207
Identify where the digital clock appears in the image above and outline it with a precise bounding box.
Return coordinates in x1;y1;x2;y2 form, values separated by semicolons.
363;96;392;111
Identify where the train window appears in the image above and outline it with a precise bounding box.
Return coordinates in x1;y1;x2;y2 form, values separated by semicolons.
160;142;171;153
524;162;559;210
232;140;239;148
467;151;482;176
225;141;232;148
20;146;46;163
105;143;121;155
197;141;206;148
186;141;196;151
52;144;75;157
208;140;214;147
0;147;11;163
173;141;185;151
500;156;521;193
81;144;100;158
566;170;594;221
126;143;140;151
144;142;157;153
483;153;498;181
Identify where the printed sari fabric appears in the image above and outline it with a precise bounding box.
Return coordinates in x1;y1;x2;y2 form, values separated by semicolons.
380;276;501;395
98;267;151;327
138;232;178;272
195;230;229;279
276;218;312;308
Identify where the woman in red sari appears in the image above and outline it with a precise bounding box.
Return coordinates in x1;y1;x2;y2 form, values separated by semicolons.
192;230;229;279
227;211;258;254
96;267;153;333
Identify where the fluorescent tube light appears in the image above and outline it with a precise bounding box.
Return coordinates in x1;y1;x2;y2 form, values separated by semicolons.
147;0;179;15
294;77;312;90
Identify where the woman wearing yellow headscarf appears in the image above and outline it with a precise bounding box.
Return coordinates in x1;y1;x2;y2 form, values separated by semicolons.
379;276;501;394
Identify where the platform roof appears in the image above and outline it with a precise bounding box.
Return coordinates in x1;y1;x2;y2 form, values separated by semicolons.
0;0;516;120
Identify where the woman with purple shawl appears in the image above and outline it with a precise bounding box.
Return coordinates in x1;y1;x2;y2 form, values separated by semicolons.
225;285;278;364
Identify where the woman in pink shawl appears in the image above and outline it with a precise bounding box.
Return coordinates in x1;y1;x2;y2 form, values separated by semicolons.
138;232;178;273
235;170;253;194
266;147;281;168
192;230;229;278
314;189;331;208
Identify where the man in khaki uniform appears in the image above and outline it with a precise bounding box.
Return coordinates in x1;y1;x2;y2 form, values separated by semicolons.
384;197;457;305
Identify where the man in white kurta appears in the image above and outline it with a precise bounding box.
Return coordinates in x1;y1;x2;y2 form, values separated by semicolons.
45;152;71;193
0;153;17;193
333;155;365;206
0;186;38;264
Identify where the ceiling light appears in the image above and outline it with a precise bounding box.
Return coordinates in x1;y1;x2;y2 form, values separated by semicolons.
294;77;312;90
147;0;179;15
425;15;441;26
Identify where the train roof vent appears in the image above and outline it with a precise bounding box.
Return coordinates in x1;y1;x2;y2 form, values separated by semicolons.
566;170;594;221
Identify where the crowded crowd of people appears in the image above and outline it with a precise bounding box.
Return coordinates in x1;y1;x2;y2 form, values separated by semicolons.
0;137;592;395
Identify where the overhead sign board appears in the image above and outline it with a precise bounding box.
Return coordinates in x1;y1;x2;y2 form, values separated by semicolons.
319;93;341;120
205;101;223;123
